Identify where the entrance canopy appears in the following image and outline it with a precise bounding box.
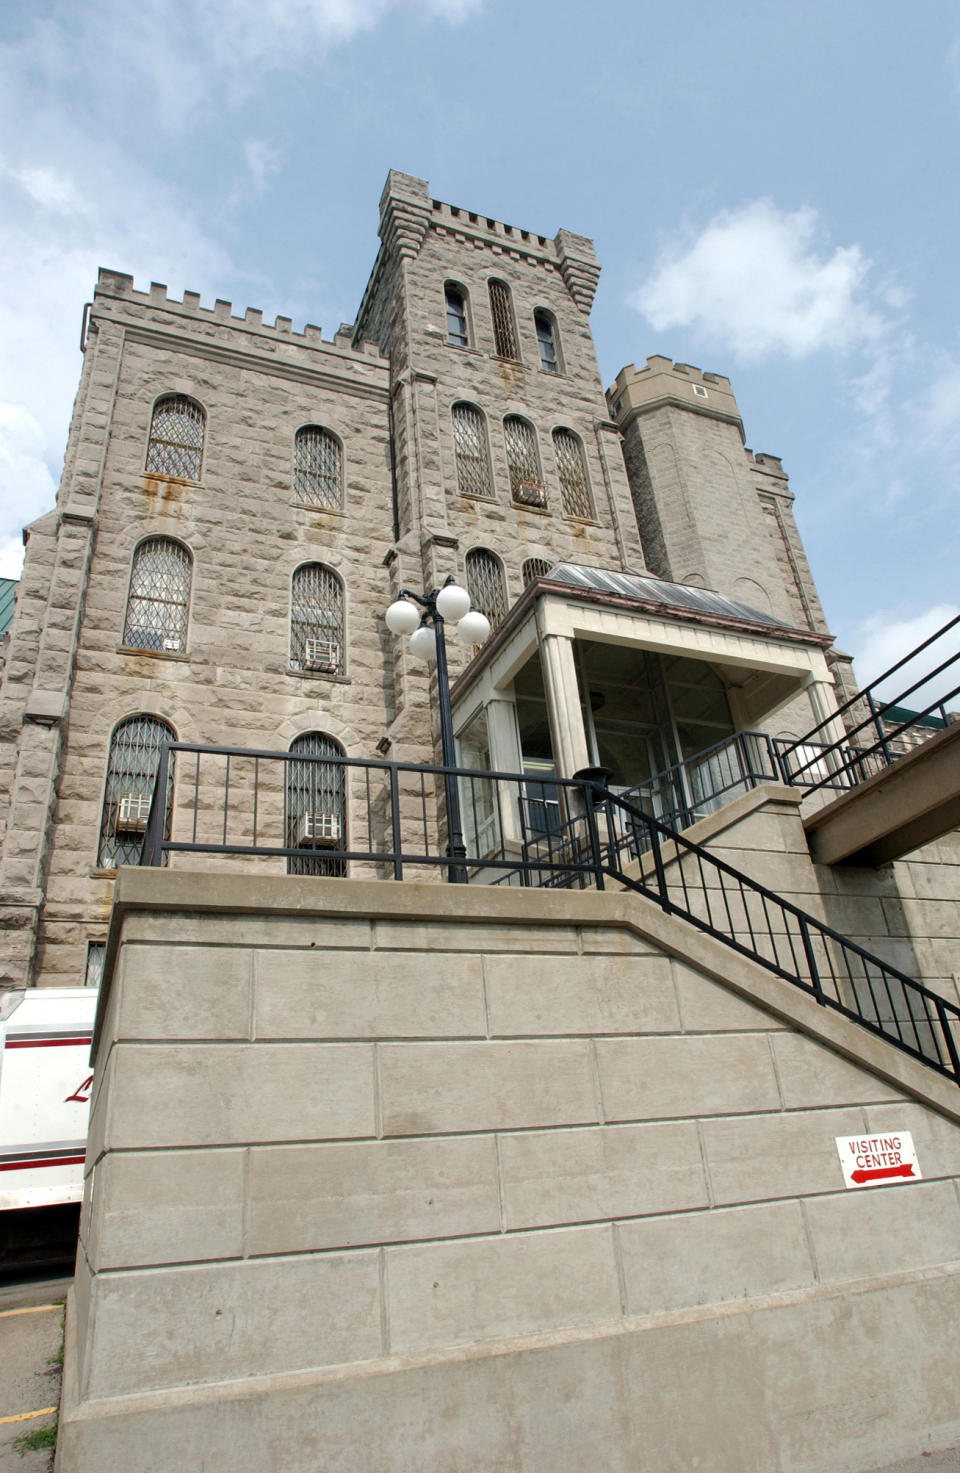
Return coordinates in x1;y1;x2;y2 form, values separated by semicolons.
450;564;837;788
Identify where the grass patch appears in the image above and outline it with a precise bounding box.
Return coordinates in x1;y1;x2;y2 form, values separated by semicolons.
12;1417;57;1455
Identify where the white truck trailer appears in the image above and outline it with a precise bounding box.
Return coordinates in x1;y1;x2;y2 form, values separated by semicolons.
0;988;97;1273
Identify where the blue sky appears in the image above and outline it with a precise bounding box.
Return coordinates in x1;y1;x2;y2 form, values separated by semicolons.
1;0;958;689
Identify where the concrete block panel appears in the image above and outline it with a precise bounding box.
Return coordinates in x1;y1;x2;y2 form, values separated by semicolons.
106;1042;376;1147
702;1107;862;1204
866;1100;960;1179
379;1040;597;1135
804;1180;960;1282
83;1249;381;1398
247;1135;500;1253
673;961;787;1032
386;1224;621;1353
252;948;486;1039
121;912;373;952
90;1149;245;1269
500;1120;709;1229
618;1199;815;1314
116;943;252;1039
596;1034;781;1121
772;1032;901;1108
576;927;661;955
372;919;581;953
484;953;679;1036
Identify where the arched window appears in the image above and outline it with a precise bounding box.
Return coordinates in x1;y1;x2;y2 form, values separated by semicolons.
286;732;346;877
534;311;560;374
290;564;344;674
122;538;192;652
452;403;492;498
522;558;551;586
488;280;519;361
445;284;469;348
294;426;342;509
465;548;507;631
98;715;175;869
146;395;205;480
553;428;592;519
504;417;545;507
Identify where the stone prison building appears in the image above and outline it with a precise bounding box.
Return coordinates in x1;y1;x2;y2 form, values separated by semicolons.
2;172;960;1472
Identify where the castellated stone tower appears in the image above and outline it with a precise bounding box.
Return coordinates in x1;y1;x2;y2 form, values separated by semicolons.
0;171;848;991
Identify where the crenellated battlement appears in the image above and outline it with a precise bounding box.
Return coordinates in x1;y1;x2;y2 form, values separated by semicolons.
91;269;386;360
606;356;742;430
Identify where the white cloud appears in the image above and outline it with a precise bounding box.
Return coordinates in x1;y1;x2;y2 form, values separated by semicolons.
244;140;284;193
854;605;960;709
0;537;25;581
631;200;886;361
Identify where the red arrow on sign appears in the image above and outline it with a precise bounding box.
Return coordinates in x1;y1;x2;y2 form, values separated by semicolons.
850;1164;915;1184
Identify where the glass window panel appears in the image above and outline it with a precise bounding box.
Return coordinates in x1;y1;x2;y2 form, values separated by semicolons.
98;715;175;868
294;427;342;509
290;564;344;672
535;311;558;373
123;538;192;651
465;549;507;631
488;280;519;361
445;288;468;347
553;429;592;519
146;396;205;480
504;417;545;507
285;732;346;876
452;404;492;498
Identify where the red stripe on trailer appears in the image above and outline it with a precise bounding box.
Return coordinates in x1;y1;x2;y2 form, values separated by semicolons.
5;1037;93;1049
0;1153;85;1172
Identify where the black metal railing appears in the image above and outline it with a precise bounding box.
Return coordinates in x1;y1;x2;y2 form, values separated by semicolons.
779;611;959;792
138;742;960;1087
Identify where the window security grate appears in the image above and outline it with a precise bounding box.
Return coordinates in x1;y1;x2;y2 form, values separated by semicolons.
294;427;342;509
286;732;346;876
522;558;551;586
123;538;191;650
98;715;175;868
465;549;507;631
146;396;205;479
505;417;546;507
452;405;492;498
553;429;592;519
291;565;343;673
488;281;520;361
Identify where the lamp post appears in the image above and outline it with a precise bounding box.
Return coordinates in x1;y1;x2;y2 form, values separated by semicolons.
385;577;491;883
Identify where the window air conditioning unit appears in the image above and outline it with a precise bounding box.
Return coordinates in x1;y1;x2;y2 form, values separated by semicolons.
116;794;152;832
303;638;340;672
513;482;546;507
161;637;181;652
296;812;342;848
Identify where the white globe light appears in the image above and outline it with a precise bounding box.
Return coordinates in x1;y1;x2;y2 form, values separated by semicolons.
455;609;491;645
435;581;471;622
409;624;438;662
385;599;420;635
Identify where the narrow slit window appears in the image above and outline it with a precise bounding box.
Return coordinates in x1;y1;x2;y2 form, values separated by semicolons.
445;286;469;348
488;280;520;361
465;548;507;631
122;538;192;652
146;396;205;480
504;417;546;507
553;428;593;519
294;427;342;509
534;311;559;373
452;404;492;498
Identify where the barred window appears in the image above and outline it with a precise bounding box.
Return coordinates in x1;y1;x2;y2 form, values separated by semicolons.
84;942;105;989
465;548;507;631
290;564;344;674
286;732;346;877
553;428;593;519
98;714;175;869
452;403;492;498
122;538;192;652
445;285;469;348
145;395;205;480
294;426;342;509
534;311;560;373
488;280;520;361
504;417;546;507
523;558;551;586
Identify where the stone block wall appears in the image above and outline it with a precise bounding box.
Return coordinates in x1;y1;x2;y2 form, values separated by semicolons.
58;871;960;1472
